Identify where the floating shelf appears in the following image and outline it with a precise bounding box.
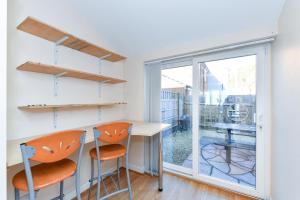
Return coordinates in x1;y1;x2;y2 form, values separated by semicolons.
17;61;127;84
18;102;127;111
17;17;126;62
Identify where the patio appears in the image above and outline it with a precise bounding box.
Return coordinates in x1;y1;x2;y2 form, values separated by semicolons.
163;129;256;187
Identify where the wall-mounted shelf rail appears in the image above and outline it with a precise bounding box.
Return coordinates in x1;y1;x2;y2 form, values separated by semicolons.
18;102;127;111
17;61;127;84
17;17;126;62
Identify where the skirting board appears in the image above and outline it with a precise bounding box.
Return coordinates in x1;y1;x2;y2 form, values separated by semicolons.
128;163;145;174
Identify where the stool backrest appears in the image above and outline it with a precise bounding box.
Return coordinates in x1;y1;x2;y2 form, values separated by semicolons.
25;130;84;163
94;122;132;144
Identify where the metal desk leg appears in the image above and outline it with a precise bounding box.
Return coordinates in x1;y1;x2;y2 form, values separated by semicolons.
150;136;153;176
158;131;163;192
225;129;232;163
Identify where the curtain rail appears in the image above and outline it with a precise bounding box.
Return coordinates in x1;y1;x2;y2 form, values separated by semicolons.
144;36;276;65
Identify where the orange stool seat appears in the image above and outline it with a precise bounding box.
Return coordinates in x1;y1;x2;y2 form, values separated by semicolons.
13;159;76;192
89;144;126;161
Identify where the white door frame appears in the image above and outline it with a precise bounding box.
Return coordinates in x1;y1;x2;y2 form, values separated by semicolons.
192;44;271;199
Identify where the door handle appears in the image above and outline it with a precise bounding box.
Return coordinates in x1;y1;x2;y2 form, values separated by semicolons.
257;114;263;130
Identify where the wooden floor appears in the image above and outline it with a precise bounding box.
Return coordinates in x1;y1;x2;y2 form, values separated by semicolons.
79;169;255;200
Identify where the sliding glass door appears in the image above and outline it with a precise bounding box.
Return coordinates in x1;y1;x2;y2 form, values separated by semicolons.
196;55;257;183
192;46;267;197
161;65;193;173
159;45;268;198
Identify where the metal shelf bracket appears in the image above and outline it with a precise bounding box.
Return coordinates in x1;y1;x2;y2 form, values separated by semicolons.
98;106;102;121
53;36;69;65
97;54;111;120
53;108;58;129
97;56;110;98
53;72;67;96
52;35;69;96
98;54;112;61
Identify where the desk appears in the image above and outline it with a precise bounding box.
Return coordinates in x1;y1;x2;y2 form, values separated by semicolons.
7;121;170;191
213;123;256;163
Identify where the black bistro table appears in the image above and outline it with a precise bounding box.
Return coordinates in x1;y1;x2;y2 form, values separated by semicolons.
213;123;256;163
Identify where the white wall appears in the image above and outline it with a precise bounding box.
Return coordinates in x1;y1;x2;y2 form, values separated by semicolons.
1;0;7;199
271;0;300;199
7;0;126;199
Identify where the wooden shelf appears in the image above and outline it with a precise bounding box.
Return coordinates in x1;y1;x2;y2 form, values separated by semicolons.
17;17;126;62
17;61;127;84
18;102;127;111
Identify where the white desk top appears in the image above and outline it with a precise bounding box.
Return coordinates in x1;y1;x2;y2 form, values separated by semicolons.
7;121;170;167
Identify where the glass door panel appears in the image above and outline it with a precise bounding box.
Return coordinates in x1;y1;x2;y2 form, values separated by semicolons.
161;65;193;170
197;55;257;188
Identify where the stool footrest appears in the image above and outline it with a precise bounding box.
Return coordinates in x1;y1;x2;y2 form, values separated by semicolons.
50;194;64;200
89;170;118;182
102;170;118;179
99;188;129;200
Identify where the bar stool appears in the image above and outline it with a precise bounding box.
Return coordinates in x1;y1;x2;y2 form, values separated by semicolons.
88;122;133;200
12;130;86;200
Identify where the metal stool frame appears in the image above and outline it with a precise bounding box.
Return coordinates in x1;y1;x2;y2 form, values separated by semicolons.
88;124;132;200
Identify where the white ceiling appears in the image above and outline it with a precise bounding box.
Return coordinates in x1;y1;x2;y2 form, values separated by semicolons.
72;0;286;57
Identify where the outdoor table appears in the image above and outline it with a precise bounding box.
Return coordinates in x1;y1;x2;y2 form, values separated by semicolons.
213;123;256;163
